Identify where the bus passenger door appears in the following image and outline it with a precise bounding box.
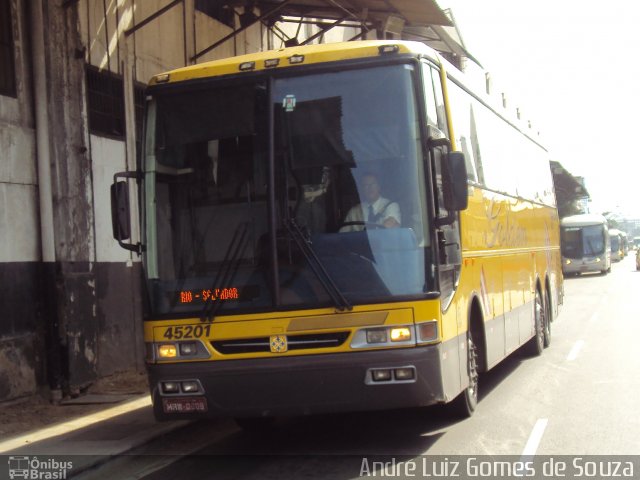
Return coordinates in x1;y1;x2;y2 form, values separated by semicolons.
427;129;464;400
432;140;462;310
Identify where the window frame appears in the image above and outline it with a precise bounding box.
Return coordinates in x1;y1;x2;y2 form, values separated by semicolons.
0;0;17;98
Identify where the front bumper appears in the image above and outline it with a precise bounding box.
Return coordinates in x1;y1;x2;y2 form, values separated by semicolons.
148;345;445;420
563;259;605;274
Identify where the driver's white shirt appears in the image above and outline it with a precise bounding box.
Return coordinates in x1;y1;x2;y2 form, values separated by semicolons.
340;196;401;232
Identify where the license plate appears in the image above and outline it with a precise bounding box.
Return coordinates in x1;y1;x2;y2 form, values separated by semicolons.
162;397;208;413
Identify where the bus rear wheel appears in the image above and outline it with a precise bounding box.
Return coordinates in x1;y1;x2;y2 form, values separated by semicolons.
543;291;551;348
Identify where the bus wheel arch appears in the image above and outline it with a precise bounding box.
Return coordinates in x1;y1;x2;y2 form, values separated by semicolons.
468;297;487;373
449;296;484;418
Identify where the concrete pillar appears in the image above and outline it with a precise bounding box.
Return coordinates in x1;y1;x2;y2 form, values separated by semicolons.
31;0;98;397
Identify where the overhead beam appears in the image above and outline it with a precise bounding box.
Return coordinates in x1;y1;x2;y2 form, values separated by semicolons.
125;0;183;37
192;0;294;61
300;15;349;45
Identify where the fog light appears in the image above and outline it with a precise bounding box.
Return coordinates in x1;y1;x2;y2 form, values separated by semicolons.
394;368;415;380
390;327;411;342
367;329;388;344
181;381;199;393
372;369;392;382
179;342;197;356
158;344;177;358
162;381;179;393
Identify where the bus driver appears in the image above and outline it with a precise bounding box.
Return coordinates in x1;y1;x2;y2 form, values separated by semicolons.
340;172;401;232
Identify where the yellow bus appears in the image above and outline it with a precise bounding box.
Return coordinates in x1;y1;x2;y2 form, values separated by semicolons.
111;40;562;426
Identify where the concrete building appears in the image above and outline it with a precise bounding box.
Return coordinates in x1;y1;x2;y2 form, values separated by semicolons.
0;0;465;402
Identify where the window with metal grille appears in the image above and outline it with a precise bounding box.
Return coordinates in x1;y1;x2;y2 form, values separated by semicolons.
86;67;125;138
0;0;16;97
195;0;235;29
86;66;146;159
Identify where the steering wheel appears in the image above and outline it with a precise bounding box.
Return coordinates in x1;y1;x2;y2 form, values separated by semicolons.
338;221;384;230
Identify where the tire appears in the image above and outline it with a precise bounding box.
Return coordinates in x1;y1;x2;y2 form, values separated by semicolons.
449;333;478;418
525;289;545;356
543;291;551;348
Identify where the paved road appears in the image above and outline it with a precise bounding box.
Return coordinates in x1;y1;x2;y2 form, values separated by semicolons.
78;254;640;479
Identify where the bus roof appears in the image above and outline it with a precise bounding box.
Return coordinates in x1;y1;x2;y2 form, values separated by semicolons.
560;214;607;227
148;40;437;86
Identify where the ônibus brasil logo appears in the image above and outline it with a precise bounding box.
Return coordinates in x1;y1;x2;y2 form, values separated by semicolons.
7;456;73;479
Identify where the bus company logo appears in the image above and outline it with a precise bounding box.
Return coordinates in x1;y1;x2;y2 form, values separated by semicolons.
484;199;527;249
7;456;73;479
270;335;288;353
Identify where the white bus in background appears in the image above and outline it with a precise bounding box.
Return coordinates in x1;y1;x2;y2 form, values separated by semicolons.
560;214;611;275
620;231;629;257
608;228;624;262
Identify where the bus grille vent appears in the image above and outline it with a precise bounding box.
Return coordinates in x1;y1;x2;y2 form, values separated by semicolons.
212;332;350;354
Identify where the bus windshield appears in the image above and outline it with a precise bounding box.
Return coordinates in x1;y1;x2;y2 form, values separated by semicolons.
143;63;433;316
561;224;606;258
610;235;620;252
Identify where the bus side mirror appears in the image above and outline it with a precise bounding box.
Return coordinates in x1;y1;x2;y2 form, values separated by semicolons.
427;128;468;225
110;171;143;254
111;181;131;240
445;151;469;212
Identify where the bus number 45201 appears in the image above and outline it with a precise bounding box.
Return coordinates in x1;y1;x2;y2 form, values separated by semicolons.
163;325;212;340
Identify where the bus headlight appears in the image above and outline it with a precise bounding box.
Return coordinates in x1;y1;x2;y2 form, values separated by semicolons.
390;327;411;342
158;344;177;358
153;340;211;362
565;259;572;265
366;329;388;344
179;342;198;356
352;325;415;348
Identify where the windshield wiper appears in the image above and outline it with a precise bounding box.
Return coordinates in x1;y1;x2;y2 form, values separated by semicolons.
200;221;249;322
283;218;352;312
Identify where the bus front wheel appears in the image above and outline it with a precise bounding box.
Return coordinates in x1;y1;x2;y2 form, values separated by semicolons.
525;289;545;356
449;333;478;418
